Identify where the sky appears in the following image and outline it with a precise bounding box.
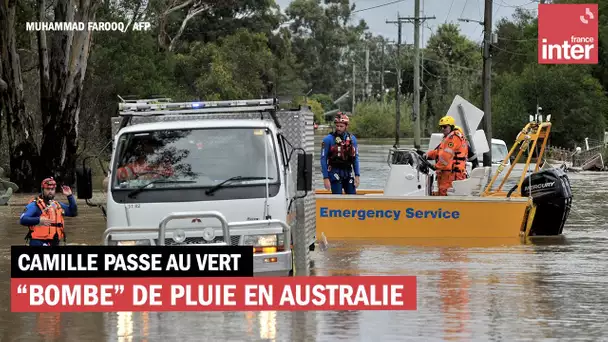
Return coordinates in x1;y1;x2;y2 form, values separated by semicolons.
273;0;541;47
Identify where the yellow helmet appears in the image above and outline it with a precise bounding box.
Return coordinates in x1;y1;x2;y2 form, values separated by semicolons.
454;125;462;132
438;115;455;127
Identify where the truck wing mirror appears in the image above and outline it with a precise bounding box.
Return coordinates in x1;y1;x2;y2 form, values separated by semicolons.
75;166;93;200
297;152;313;192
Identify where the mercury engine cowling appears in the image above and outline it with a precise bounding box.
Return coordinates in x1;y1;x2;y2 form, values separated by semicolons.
519;167;573;236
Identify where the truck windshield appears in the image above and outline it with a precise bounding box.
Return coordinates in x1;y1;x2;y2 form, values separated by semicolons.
111;127;279;190
492;143;508;163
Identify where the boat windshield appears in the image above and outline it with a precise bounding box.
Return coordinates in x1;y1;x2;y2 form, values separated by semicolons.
111;127;279;190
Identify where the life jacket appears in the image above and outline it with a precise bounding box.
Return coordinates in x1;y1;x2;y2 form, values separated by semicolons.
428;130;465;172
25;196;65;243
328;132;356;169
452;130;468;173
454;130;478;168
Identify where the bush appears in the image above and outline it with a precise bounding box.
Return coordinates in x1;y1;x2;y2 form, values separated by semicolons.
348;100;413;138
309;94;336;112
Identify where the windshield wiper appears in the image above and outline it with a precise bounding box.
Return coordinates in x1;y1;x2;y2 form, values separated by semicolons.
205;176;273;196
127;179;196;198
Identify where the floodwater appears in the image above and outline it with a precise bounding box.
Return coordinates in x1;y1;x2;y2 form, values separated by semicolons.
1;138;608;341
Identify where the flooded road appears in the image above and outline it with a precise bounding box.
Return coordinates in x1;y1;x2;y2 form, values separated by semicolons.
2;138;608;341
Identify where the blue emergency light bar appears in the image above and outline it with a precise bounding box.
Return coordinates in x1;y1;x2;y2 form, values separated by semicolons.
118;98;278;116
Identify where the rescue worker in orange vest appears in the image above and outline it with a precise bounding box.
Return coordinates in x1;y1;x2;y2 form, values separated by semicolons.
116;138;174;182
423;116;467;195
454;125;479;170
19;177;78;246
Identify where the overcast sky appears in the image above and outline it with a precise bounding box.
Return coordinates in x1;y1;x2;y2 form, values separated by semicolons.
274;0;540;46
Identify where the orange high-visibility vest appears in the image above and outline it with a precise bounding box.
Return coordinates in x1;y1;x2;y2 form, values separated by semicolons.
27;197;65;240
427;130;465;172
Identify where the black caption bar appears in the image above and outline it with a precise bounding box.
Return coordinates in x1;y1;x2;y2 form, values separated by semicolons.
11;246;253;278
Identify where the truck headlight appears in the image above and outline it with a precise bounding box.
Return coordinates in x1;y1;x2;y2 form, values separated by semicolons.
242;234;283;247
172;229;186;243
117;240;151;246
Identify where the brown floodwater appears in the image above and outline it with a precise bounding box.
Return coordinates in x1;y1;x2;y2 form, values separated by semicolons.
1;141;607;341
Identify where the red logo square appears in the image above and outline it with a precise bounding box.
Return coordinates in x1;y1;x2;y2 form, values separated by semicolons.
538;4;598;64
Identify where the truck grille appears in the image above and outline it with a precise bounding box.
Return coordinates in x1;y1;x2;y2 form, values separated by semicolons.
164;235;241;246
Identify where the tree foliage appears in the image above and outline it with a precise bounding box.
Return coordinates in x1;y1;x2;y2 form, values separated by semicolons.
0;1;607;190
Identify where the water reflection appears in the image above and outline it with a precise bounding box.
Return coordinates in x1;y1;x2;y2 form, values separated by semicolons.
438;250;471;341
36;312;62;340
259;310;276;340
311;243;361;341
116;312;133;342
141;312;149;342
0;140;607;341
244;311;255;337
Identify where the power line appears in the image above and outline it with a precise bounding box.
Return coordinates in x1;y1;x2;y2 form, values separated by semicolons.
493;0;539;9
445;0;456;23
498;37;537;42
491;44;532;56
420;56;481;73
460;0;470;18
353;0;407;13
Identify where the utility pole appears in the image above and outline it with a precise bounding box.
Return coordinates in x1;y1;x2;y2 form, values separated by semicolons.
352;62;356;115
413;0;423;150
365;46;370;99
458;0;493;168
482;0;493;167
395;2;435;150
386;13;403;147
380;40;385;101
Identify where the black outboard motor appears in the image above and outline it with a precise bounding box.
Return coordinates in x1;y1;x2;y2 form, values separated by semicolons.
519;167;573;236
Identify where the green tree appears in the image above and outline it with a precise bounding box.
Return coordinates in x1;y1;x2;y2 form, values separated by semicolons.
309;93;335;111
422;23;481;135
493;64;607;147
491;8;538;75
348;100;413;139
286;0;367;97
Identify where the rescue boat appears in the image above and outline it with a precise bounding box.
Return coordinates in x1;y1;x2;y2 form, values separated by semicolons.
315;96;573;240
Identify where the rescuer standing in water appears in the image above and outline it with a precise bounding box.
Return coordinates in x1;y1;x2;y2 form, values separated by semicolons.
19;177;78;246
424;116;467;196
320;113;360;194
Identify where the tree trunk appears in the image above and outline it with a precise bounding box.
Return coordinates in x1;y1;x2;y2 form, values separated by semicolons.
37;0;99;187
158;0;229;52
0;0;40;192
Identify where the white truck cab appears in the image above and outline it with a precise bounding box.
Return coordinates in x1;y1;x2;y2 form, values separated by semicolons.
75;98;316;276
486;138;510;166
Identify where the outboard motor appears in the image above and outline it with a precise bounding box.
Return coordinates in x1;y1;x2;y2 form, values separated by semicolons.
519;167;573;236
